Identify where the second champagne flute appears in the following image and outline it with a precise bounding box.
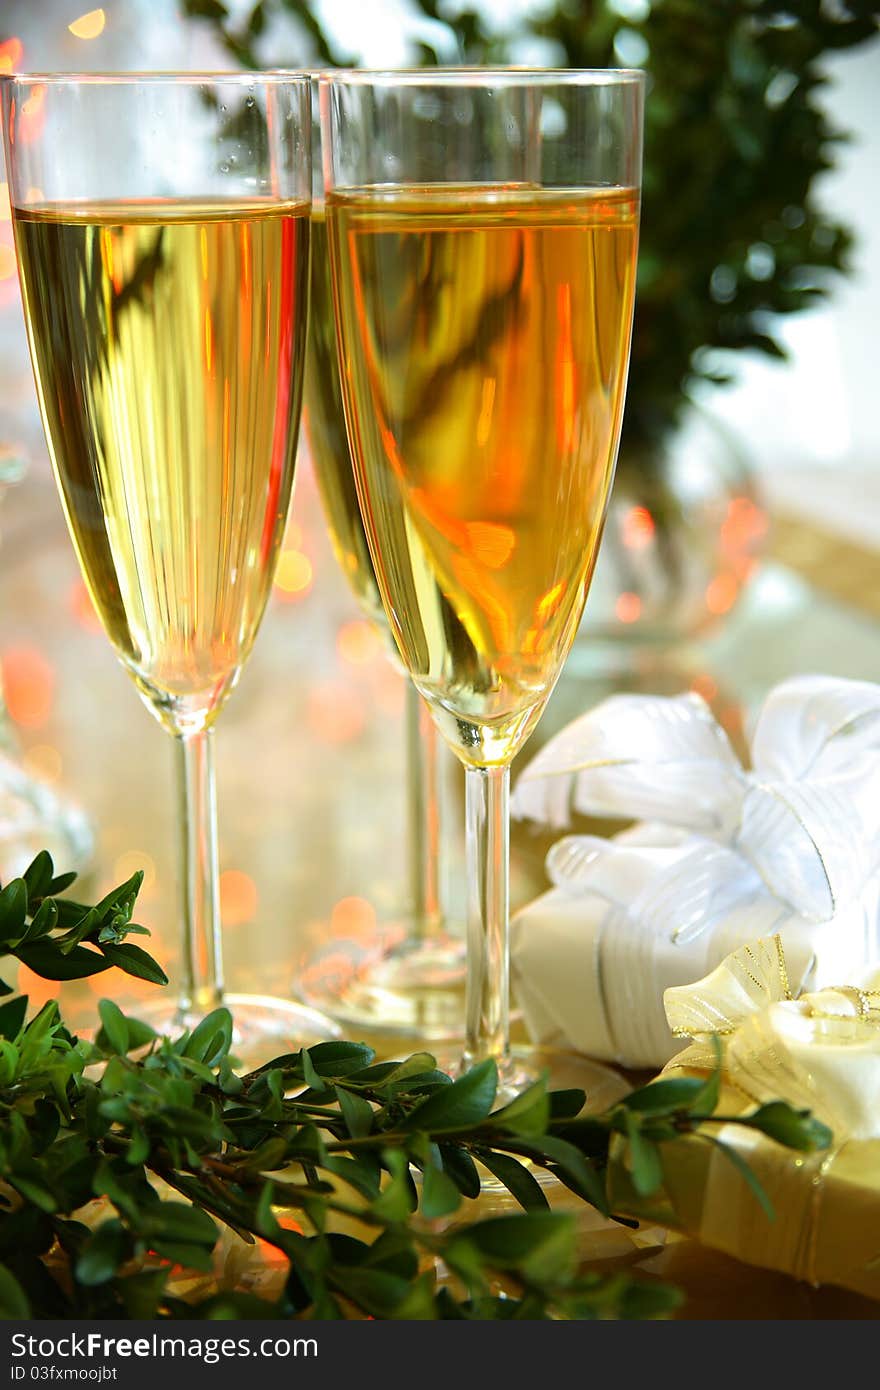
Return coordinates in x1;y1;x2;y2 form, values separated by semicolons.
1;72;337;1057
322;68;644;1092
296;76;464;1038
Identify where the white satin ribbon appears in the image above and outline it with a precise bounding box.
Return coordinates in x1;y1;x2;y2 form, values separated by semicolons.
509;677;880;1068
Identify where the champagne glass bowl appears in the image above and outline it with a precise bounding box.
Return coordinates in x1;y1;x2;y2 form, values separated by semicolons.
320;67;644;1091
0;71;338;1058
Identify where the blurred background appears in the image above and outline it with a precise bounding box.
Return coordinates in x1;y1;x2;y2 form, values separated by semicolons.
0;0;878;1022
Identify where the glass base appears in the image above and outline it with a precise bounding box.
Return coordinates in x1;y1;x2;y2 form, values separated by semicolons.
0;749;93;881
295;931;466;1040
135;992;341;1068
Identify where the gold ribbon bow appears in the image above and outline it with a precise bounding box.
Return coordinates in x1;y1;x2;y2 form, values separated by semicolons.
639;938;880;1290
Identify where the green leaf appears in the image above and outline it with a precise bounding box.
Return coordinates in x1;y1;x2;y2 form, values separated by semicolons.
371;1149;416;1223
0;1263;30;1317
701;1134;775;1220
489;1078;551;1136
20;898;59;946
741;1101;832;1152
301;1048;326;1092
623;1076;709;1114
476;1152;550;1211
99;942;168;985
323;1155;381;1201
402;1059;497;1132
455;1211;578;1282
0;994;27;1040
335;1086;373;1138
548;1088;587;1119
23;851;55;902
295;1040;375;1077
439;1143;482;1200
17;942;112;981
624;1112;664;1197
97;999;129;1055
124;1016;158;1051
182;1009;233;1066
76;1220;129;1286
331;1266;435;1319
47;871;78;895
0;880;28;944
142;1202;218;1250
519;1134;609;1214
420;1162;462;1220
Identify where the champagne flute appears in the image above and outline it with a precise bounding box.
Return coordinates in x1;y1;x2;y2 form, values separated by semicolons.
1;72;337;1054
296;76;464;1039
321;69;643;1091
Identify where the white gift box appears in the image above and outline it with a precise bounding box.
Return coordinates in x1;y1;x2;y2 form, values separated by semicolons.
510;677;880;1069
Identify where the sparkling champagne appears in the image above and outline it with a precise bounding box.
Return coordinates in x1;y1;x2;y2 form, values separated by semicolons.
305;210;384;625
329;185;638;765
14;199;308;732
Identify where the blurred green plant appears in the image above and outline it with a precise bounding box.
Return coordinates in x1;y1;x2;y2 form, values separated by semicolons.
181;0;879;457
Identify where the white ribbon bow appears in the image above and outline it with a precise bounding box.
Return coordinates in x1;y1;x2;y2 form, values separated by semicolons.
512;674;880;923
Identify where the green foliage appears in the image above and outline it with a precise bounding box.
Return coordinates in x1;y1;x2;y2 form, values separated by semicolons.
0;855;832;1320
179;0;879;457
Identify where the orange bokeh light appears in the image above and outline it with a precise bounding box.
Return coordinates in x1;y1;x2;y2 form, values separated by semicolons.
705;573;739;616
690;673;719;703
330;896;377;942
274;549;313;600
615;591;642;624
307;681;365;743
69;577;103;633
622;504;656;550
336;619;382;666
2;646;55;728
0;244;16;281
0;184;10;222
219;869;259;927
68;8;106;39
0;38;23;75
16;964;61;1012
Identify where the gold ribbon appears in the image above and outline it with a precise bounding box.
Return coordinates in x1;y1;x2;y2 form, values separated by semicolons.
653;937;880;1289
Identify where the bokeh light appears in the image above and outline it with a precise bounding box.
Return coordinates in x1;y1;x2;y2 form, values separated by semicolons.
68;9;106;39
330;895;377;942
307;681;366;743
336;619;383;666
705;573;739;616
2;646;55;729
16;964;60;1012
220;869;259;927
622;504;656;550
68;577;104;634
274;549;313;600
614;591;642;624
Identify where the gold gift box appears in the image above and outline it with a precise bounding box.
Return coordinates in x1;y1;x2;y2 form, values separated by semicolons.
608;1075;880;1300
605;933;880;1300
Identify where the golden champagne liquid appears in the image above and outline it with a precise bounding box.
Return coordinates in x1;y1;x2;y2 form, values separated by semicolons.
329;185;638;766
14;200;308;733
304;210;384;625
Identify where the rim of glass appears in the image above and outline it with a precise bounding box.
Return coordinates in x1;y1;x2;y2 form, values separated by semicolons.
319;67;645;86
0;70;311;85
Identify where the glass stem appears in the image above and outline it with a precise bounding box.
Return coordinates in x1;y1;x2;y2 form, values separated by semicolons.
404;681;441;942
175;728;224;1019
463;763;510;1070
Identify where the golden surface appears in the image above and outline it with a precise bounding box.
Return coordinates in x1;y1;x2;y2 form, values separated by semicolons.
768;512;880;619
